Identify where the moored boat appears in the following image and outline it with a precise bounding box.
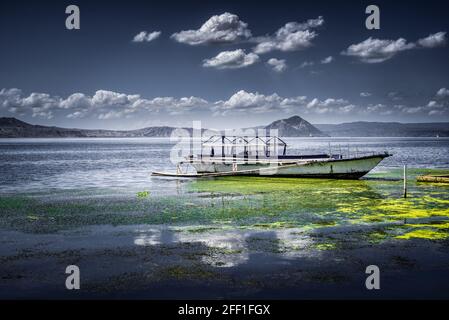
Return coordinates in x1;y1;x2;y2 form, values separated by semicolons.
152;135;391;179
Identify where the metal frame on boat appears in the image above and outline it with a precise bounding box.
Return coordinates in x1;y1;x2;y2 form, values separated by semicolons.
152;135;391;179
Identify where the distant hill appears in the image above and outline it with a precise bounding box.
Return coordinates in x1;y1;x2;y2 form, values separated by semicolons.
264;115;327;137
1;116;447;138
0;117;184;138
0;116;326;138
315;121;449;137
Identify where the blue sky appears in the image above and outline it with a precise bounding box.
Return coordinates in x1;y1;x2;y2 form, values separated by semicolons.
0;0;448;129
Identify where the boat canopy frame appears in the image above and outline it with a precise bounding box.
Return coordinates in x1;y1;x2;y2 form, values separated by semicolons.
200;135;287;158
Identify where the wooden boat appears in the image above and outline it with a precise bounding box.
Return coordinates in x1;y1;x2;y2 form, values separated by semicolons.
152;135;391;179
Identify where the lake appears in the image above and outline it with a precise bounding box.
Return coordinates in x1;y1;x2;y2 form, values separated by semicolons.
1;137;448;194
1;137;449;299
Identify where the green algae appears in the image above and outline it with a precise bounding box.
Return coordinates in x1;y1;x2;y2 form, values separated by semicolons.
251;221;297;229
136;190;150;198
396;229;449;240
1;168;448;246
313;243;337;250
0;197;30;211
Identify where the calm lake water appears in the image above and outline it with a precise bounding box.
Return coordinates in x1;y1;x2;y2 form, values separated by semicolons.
1;137;449;299
0;137;448;194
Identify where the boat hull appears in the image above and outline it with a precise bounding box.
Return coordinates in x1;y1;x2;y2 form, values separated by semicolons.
191;155;388;179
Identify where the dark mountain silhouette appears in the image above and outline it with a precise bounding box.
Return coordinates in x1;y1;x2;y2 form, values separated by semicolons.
315;121;449;137
264;115;327;137
1;116;448;137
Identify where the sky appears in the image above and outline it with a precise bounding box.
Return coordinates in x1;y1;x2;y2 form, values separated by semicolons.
0;0;448;130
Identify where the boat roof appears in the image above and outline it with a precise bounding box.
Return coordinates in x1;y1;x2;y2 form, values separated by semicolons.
201;135;287;148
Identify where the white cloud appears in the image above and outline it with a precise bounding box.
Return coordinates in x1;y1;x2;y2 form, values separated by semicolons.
253;16;324;54
436;88;449;98
305;98;352;114
213;90;286;114
267;58;287;73
400;88;449;117
321;56;333;64
360;92;372;97
5;87;446;120
403;106;423;114
417;32;446;48
387;91;403;101
300;61;314;68
212;91;311;115
203;49;259;69
342;37;415;63
429;109;445;116
0;88;208;119
343;31;447;63
0;88;60;119
149;96;209;115
366;103;387;113
171;12;251;45
132;31;161;42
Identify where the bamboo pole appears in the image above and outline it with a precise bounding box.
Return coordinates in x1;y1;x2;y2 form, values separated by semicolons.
403;164;407;198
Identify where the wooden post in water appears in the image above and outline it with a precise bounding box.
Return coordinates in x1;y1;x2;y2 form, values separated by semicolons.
403;164;407;198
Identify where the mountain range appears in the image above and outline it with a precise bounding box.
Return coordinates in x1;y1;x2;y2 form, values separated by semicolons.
315;122;449;137
0;116;326;138
0;116;448;138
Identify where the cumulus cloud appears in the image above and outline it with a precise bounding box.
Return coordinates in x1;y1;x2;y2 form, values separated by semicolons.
0;88;209;119
305;98;352;114
5;87;446;120
436;88;449;98
417;32;446;48
342;31;447;63
203;49;259;69
300;61;314;68
342;37;415;63
171;12;251;45
213;90;286;114
321;56;333;64
0;88;61;119
149;96;209;115
267;58;287;73
366;103;388;113
253;16;324;54
360;92;372;97
132;31;161;42
387;91;403;101
398;88;449;116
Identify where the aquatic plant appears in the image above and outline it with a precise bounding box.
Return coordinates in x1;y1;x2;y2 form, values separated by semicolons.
1;168;447;243
137;190;150;198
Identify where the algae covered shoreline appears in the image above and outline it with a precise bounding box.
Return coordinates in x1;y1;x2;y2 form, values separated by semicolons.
1;168;449;298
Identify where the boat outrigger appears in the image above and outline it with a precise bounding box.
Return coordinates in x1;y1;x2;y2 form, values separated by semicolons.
152;135;391;179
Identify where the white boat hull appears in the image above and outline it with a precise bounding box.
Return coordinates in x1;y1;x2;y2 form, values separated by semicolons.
191;154;388;179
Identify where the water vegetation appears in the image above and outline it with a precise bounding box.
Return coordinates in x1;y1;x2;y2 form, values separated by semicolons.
137;190;150;198
0;168;448;243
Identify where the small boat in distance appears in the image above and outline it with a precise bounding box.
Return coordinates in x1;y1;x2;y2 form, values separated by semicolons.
152;135;391;179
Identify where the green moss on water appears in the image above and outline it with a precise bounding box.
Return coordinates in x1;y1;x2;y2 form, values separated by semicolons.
0;197;30;211
185;226;220;233
1;168;448;242
251;221;297;229
396;229;449;240
313;243;337;250
136;191;150;198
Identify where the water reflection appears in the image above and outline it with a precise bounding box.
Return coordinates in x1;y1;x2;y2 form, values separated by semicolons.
133;226;315;268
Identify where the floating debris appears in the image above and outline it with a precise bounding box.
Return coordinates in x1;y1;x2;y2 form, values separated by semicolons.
417;174;449;183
